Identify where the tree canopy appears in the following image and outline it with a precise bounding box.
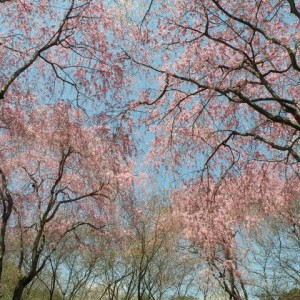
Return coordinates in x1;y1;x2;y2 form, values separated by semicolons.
1;1;300;299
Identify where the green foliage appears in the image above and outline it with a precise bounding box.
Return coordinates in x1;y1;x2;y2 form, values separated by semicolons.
0;261;64;300
0;262;20;300
22;288;64;300
279;288;300;300
260;288;300;300
171;296;197;300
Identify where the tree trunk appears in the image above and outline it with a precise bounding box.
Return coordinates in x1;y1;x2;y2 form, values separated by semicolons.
12;281;26;300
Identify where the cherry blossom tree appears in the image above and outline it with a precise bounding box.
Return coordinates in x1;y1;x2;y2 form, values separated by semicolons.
2;0;300;299
123;2;300;224
172;162;300;299
0;1;134;299
124;0;300;170
120;1;300;298
0;0;127;106
0;103;132;300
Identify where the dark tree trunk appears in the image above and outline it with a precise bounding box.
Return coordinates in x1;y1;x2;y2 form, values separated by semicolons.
12;281;26;300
